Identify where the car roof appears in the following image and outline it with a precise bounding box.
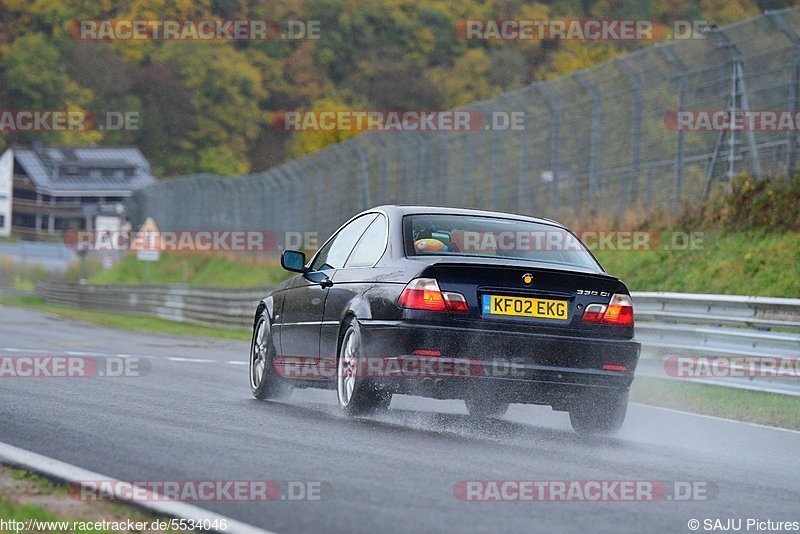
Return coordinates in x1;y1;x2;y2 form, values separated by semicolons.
367;205;565;229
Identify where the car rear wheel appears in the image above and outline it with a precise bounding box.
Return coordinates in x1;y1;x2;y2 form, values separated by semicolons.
464;397;510;419
569;390;628;434
250;312;291;400
337;319;391;415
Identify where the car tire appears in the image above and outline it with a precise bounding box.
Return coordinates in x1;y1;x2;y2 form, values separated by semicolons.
569;390;628;435
337;318;392;415
464;397;510;419
250;311;291;401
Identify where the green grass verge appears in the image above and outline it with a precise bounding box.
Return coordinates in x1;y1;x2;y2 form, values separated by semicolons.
0;296;250;341
0;467;186;533
0;471;85;533
0;497;116;534
630;376;800;430
595;230;800;297
88;253;291;288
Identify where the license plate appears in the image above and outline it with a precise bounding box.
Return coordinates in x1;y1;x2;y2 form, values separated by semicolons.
482;294;569;321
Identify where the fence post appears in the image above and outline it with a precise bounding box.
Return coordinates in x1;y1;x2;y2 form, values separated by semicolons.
312;155;327;228
463;130;474;207
705;29;762;199
468;102;496;209
659;44;687;211
262;172;279;237
411;133;428;205
353;142;372;209
284;161;306;233
615;57;642;205
767;10;800;178
397;134;411;203
538;83;562;212
403;132;426;204
321;147;340;230
482;102;500;210
436;134;449;206
504;93;529;214
272;168;292;238
576;72;602;201
364;134;389;204
296;158;316;230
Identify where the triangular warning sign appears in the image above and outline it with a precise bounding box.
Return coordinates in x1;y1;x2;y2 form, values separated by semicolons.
132;217;161;260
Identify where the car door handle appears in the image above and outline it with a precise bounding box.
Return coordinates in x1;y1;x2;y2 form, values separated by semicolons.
319;279;333;288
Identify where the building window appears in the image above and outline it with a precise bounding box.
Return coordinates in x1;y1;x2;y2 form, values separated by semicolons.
12;188;37;201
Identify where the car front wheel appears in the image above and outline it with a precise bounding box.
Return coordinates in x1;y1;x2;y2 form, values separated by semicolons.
250;312;291;400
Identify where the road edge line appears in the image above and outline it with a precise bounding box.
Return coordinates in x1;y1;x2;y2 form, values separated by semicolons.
629;402;800;434
0;440;277;534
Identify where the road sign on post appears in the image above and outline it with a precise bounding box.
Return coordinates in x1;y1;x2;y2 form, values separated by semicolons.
134;217;161;262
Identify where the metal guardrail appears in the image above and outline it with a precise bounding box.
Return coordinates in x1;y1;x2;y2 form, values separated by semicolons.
633;292;800;330
631;292;800;396
35;281;264;329
33;283;800;394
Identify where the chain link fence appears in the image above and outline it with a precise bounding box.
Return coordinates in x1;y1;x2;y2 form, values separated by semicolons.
128;8;800;243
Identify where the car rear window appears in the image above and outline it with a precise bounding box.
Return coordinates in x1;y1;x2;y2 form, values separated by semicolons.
403;214;599;270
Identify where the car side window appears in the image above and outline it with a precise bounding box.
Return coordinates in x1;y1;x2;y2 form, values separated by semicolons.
310;214;377;271
345;214;387;267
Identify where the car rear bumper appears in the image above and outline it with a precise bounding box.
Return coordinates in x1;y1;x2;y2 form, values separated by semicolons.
358;320;640;409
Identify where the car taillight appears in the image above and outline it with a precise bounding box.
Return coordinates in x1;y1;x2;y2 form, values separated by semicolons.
582;293;634;327
582;303;607;323
604;293;634;326
398;278;469;313
442;292;469;313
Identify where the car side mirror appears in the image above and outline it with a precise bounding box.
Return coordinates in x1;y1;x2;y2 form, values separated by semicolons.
281;250;307;273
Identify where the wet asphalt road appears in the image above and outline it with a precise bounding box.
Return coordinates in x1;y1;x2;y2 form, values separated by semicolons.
1;304;798;533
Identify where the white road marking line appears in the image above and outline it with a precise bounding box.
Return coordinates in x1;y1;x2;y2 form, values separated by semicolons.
3;348;46;353
0;441;276;534
630;402;800;434
65;351;105;356
166;357;214;363
226;361;248;365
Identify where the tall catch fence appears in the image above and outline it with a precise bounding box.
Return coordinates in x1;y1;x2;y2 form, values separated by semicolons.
128;8;800;242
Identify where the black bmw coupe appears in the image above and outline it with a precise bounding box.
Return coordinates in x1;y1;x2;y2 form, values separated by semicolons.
250;206;640;434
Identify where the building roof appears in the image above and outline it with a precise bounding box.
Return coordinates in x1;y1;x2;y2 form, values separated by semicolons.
9;146;157;196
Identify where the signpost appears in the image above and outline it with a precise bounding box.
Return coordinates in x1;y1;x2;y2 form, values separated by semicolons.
133;217;160;283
